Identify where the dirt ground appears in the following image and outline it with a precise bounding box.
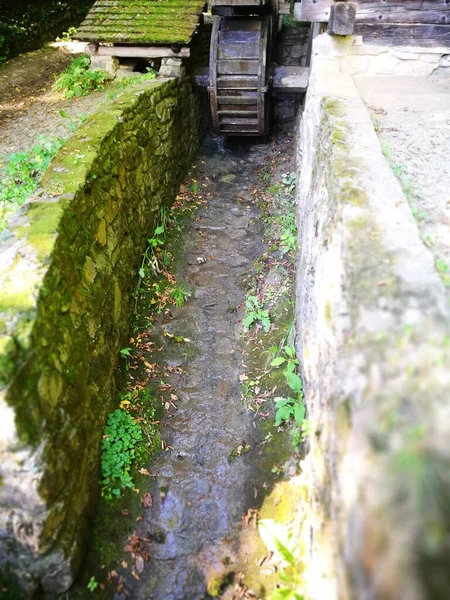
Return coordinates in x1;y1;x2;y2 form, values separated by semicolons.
0;44;110;162
356;75;450;287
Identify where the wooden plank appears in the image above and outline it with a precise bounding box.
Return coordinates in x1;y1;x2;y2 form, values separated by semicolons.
217;94;258;103
217;75;258;88
299;0;450;24
88;45;190;58
220;116;259;124
217;59;259;74
355;23;450;46
218;109;259;114
218;41;259;59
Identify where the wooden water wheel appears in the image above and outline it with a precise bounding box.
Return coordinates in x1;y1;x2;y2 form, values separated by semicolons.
209;15;270;136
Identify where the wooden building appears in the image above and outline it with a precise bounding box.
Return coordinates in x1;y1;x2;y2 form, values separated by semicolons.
76;0;207;63
296;0;450;46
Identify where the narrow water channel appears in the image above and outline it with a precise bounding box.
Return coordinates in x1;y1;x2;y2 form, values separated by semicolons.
78;129;298;600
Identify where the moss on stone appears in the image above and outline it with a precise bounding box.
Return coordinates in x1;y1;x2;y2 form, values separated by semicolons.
323;97;345;118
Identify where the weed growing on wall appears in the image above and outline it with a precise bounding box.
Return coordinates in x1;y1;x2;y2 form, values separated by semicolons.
243;296;271;332
53;54;109;98
271;345;305;446
134;208;192;318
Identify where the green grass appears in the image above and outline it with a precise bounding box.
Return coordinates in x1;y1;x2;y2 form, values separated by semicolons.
0;135;63;231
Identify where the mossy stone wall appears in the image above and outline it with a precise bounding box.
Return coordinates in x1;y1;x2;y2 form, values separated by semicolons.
0;77;204;595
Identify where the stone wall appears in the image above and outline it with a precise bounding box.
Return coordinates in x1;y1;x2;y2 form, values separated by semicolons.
273;23;310;123
0;77;205;595
295;35;450;600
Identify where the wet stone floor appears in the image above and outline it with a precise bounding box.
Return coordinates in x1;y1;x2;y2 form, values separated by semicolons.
84;130;297;600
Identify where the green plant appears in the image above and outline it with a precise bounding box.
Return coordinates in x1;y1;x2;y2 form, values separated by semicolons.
281;172;296;194
436;258;448;274
107;69;158;98
100;409;143;501
87;575;99;592
53;55;109;99
169;285;189;307
271;345;305;444
278;212;297;255
271;345;298;370
0;135;63;231
243;296;271;332
259;520;304;600
274;397;305;428
55;26;77;42
119;347;132;359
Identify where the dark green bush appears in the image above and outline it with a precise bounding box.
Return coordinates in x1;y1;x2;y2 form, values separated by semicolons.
0;0;94;63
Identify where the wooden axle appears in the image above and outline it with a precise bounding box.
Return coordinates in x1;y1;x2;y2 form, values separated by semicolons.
86;43;190;59
193;66;310;92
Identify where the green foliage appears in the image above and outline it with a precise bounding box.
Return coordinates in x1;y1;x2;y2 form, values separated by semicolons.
0;1;94;63
107;69;158;99
279;212;297;255
55;26;77;42
100;409;143;501
436;258;448;274
243;296;271;333
53;55;109;99
0;135;63;231
274;397;305;428
170;285;189;307
259;520;304;600
271;345;305;445
281;172;296;194
87;576;98;592
271;344;298;369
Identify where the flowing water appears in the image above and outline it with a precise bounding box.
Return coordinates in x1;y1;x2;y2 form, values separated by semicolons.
78;130;297;600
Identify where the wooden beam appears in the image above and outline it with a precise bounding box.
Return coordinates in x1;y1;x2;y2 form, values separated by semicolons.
86;44;190;58
354;23;450;46
299;0;450;25
193;66;310;92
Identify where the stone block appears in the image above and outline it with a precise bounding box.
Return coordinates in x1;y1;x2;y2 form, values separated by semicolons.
328;2;357;36
159;57;185;77
89;55;119;76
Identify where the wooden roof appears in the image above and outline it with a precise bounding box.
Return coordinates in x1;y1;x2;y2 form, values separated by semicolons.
76;0;206;45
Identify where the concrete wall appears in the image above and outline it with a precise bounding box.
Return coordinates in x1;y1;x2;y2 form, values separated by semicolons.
0;77;204;595
295;35;450;600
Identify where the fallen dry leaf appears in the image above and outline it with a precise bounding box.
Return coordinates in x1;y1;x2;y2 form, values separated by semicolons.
141;492;153;508
135;554;145;573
